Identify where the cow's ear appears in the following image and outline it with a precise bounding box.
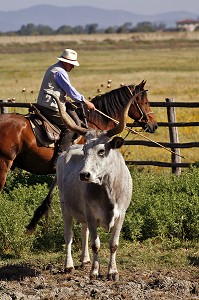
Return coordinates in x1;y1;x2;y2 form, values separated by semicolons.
108;136;124;149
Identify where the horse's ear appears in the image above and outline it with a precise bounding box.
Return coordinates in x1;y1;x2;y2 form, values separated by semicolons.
139;80;146;90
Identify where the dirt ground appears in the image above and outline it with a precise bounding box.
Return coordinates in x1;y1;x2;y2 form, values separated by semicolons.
0;262;198;300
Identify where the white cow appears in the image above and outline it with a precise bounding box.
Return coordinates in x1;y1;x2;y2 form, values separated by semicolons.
57;128;132;281
50;89;135;280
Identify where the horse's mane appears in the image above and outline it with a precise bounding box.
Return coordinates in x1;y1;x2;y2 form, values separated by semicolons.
91;85;133;117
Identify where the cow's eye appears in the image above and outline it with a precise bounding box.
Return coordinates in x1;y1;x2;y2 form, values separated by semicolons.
98;149;105;157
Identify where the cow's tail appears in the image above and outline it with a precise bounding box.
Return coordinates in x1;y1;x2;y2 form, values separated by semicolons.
26;176;57;233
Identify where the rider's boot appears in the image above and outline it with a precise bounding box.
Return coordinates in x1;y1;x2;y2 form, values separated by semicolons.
53;130;74;169
53;102;85;169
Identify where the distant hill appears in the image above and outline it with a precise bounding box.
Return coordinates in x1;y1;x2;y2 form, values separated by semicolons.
0;5;198;32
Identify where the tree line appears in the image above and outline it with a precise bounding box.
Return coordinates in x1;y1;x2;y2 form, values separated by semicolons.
0;21;188;36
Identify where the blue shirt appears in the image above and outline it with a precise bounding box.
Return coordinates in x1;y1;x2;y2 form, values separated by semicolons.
54;64;85;103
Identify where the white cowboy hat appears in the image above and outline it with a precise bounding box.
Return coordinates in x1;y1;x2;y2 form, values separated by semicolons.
57;49;80;66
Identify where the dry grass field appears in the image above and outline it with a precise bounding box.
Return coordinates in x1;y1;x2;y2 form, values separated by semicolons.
0;32;198;170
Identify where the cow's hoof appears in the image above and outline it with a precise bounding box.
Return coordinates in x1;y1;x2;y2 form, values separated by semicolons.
107;273;119;281
64;267;74;274
81;261;91;267
90;273;101;280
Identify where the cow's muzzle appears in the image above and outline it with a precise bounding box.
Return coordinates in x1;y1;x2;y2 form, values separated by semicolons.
80;172;91;182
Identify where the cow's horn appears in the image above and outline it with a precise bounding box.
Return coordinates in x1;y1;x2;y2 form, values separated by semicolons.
106;90;143;137
44;90;87;135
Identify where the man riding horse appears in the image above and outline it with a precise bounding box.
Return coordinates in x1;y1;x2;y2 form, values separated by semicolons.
36;48;95;164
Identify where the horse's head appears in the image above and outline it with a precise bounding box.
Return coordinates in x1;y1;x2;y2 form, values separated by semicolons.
128;80;158;133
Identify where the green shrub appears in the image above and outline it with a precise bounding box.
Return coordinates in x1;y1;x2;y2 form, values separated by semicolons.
0;168;198;258
0;185;39;256
4;169;54;192
123;167;199;241
0;182;63;257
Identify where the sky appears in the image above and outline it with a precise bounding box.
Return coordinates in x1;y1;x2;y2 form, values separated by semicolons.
1;0;199;15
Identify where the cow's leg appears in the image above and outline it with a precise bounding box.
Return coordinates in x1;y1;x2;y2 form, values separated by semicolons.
107;215;125;281
0;157;13;192
88;219;101;279
81;223;90;266
61;203;74;273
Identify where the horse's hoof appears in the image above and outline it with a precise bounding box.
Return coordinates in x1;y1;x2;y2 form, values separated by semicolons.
25;225;35;234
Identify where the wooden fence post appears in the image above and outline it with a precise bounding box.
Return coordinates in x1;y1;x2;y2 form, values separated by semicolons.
0;100;8;114
166;98;181;175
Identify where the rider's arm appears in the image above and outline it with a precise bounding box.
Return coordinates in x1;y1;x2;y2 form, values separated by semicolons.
54;70;84;102
55;70;95;110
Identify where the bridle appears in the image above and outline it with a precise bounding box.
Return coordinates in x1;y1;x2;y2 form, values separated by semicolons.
127;85;154;123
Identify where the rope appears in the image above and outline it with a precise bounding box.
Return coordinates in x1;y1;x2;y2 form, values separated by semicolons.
94;108;185;159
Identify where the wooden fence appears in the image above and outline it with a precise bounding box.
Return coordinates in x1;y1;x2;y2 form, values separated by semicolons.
0;98;199;175
125;98;199;175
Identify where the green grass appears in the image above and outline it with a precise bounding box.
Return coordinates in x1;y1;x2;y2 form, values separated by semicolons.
1;240;198;278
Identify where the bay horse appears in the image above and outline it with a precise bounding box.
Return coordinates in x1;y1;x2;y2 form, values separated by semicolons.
0;80;157;229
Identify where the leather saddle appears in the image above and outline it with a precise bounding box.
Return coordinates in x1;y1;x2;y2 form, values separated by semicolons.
27;104;61;148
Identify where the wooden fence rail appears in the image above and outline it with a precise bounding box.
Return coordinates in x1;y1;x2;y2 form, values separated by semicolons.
0;98;199;175
150;102;199;108
127;122;199;127
124;141;199;148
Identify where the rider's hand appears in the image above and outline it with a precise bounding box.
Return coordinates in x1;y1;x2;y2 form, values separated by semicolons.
84;99;95;110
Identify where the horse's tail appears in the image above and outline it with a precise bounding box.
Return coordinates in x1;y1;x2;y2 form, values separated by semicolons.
26;176;57;233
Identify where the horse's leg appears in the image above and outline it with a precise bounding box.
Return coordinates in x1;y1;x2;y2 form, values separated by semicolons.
0;156;13;192
26;175;57;232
